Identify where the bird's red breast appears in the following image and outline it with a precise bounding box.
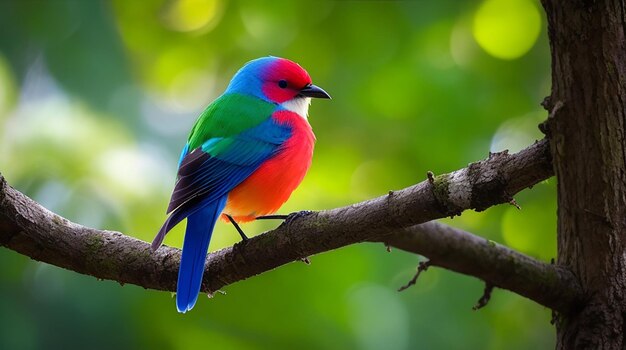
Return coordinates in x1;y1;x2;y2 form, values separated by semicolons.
221;110;315;222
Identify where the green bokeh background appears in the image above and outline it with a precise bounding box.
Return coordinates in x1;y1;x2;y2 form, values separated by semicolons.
0;0;556;349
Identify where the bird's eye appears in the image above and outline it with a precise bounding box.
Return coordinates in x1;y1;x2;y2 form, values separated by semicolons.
278;80;288;89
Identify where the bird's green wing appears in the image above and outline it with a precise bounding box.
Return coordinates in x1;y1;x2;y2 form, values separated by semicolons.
187;93;277;150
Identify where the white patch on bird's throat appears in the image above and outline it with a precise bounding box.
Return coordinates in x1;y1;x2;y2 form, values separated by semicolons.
281;97;311;119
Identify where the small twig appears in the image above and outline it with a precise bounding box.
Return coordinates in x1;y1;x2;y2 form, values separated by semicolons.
539;100;564;136
472;282;494;310
509;198;521;210
427;171;435;184
398;260;432;292
207;290;227;299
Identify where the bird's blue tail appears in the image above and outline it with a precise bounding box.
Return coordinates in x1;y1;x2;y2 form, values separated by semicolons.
176;196;227;313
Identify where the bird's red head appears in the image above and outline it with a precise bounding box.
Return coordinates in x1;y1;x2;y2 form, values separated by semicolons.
227;57;331;104
261;58;313;103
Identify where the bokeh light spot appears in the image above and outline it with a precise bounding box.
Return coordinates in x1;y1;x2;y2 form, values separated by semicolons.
96;147;170;199
472;0;541;60
162;0;223;33
491;112;545;153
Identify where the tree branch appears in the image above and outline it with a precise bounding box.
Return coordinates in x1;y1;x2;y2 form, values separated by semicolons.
380;221;582;314
0;138;581;313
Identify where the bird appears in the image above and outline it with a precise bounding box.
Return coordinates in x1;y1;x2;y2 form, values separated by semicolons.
151;56;331;313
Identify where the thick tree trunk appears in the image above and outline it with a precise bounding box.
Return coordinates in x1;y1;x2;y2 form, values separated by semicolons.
541;0;626;348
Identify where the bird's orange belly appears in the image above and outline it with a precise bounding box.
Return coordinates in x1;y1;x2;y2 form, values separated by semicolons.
221;155;308;222
222;112;315;223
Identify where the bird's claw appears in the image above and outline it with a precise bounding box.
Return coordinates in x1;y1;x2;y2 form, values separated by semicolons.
284;210;313;225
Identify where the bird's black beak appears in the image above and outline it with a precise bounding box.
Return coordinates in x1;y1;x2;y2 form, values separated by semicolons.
299;84;331;99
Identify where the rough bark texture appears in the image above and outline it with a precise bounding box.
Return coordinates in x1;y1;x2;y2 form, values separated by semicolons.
541;0;626;348
0;139;582;312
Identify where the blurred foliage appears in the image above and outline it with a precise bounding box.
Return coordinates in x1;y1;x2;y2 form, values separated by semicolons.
0;0;556;349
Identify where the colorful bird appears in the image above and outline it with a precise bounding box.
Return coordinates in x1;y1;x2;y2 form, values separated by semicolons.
151;57;330;313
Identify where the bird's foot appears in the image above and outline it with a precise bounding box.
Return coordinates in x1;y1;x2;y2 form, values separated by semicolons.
255;211;314;262
284;210;314;225
256;210;314;225
255;214;289;220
